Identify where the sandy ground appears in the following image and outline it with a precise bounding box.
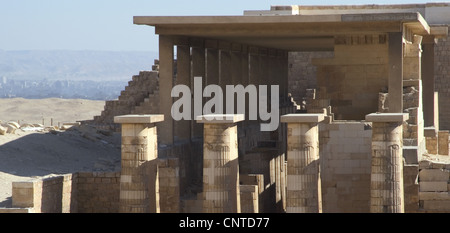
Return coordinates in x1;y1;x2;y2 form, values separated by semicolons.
0;98;121;208
0;98;107;125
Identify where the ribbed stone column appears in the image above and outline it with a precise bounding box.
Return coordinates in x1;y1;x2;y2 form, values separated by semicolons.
281;114;324;213
197;114;243;213
366;113;409;213
114;114;164;213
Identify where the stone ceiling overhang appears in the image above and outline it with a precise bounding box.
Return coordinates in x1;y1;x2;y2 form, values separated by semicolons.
134;12;446;51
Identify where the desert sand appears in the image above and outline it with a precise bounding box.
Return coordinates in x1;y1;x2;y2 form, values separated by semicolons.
0;98;121;208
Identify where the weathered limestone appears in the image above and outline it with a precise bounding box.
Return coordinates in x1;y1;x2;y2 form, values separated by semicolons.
114;114;164;213
11;174;75;213
319;121;372;213
366;113;409;213
281;113;323;213
240;185;259;213
438;130;449;156
418;160;450;212
197;114;243;213
158;158;181;213
312;34;389;120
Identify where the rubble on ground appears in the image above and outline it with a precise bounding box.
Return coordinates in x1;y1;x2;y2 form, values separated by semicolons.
0;120;117;145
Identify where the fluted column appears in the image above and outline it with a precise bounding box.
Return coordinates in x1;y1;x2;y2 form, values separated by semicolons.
197;114;244;213
366;113;409;213
114;114;164;213
281;114;324;213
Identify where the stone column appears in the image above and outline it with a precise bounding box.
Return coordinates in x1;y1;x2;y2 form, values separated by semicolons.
175;44;191;142
422;35;437;128
249;47;260;86
388;32;404;113
206;41;220;86
366;113;409;213
114;114;164;213
191;44;206;139
197;114;244;213
159;35;174;145
281;113;324;213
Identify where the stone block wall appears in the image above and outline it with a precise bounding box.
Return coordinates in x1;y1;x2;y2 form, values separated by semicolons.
240;185;259;213
425;130;449;156
418;160;450;212
435;26;450;130
426;136;438;154
158;158;180;213
75;172;120;213
404;164;420;212
7;172;120;213
319;121;372;212
288;51;334;106
287;26;450;131
312;35;389;120
10;174;74;213
438;131;449;155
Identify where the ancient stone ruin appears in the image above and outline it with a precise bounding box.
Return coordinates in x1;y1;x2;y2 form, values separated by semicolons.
2;3;450;213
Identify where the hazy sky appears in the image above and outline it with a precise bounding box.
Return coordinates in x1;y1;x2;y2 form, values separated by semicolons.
0;0;434;52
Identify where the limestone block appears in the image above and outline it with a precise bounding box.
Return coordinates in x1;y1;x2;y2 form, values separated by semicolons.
419;169;450;182
426;137;438;155
12;181;34;208
422;200;450;211
419;192;450;200
365;113;409;122
240;185;258;213
420;181;448;192
1;123;16;134
438;131;449;156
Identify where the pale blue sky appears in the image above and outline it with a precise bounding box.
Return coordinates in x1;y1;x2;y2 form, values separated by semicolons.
0;0;433;52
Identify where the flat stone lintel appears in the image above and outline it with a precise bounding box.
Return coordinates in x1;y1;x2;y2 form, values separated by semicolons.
280;114;324;123
365;113;409;122
114;114;165;124
424;127;438;137
196;114;244;123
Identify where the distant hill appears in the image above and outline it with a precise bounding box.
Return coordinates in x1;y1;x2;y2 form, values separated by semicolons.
0;50;158;81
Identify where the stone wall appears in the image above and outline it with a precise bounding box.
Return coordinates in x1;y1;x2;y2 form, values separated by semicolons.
8;174;74;213
435;26;450;130
319;121;372;212
75;172;120;213
288;51;334;106
288;29;450;132
312;35;389;120
418;160;450;212
240;185;259;213
5;172;120;213
158;158;181;213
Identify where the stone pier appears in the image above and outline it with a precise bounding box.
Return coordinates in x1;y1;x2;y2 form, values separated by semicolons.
366;113;409;213
281;114;324;213
197;114;243;213
114;114;164;213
